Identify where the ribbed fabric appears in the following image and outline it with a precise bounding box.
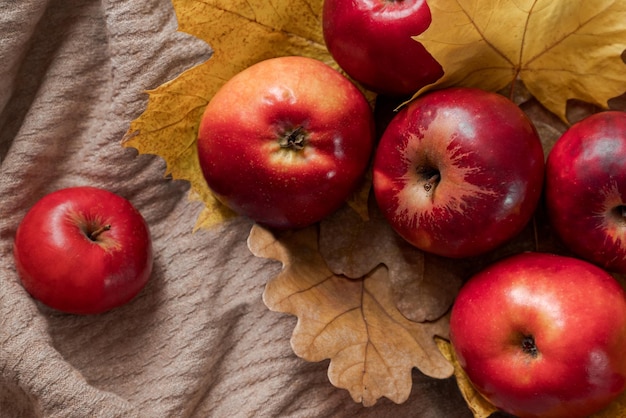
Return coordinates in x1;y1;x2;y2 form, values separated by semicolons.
0;1;471;417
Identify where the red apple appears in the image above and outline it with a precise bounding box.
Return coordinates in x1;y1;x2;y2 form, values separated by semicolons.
13;186;153;315
372;87;544;258
322;0;443;96
197;56;375;229
545;110;626;274
450;252;626;418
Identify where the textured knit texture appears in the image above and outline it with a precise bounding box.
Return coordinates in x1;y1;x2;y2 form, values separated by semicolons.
0;1;472;417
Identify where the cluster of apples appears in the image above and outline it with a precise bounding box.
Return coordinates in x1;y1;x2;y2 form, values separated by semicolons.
457;110;626;418
195;2;626;418
10;1;626;417
328;3;626;418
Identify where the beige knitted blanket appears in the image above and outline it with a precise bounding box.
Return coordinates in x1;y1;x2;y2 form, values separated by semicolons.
0;1;474;417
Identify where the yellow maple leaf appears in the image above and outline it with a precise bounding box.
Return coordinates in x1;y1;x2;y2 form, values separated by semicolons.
414;0;626;122
120;0;626;413
435;338;499;418
122;0;336;230
248;224;454;407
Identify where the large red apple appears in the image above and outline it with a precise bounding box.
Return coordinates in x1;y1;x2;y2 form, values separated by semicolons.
372;87;544;258
322;0;443;96
545;110;626;274
197;56;375;229
13;186;153;315
450;252;626;418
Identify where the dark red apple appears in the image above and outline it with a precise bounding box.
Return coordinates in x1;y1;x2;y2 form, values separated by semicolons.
322;0;443;96
197;56;375;229
450;252;626;418
372;87;544;258
13;186;153;314
546;110;626;274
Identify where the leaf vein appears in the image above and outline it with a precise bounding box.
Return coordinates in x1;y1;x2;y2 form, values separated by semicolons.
308;306;362;350
524;2;615;66
454;0;515;67
140;105;206;134
197;0;326;52
280;272;336;303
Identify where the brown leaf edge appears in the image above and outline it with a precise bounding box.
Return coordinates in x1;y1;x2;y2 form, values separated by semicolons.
435;338;499;418
248;223;454;406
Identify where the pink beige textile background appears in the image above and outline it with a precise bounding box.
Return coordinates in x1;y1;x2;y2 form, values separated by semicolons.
0;1;475;417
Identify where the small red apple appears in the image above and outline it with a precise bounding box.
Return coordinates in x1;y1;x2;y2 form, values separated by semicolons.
197;56;375;229
13;186;153;315
372;87;544;258
322;0;443;96
450;252;626;418
546;110;626;274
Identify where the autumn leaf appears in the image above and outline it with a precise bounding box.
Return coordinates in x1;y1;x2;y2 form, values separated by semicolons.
414;0;626;122
121;65;238;230
248;224;454;406
318;195;463;323
435;338;498;418
121;0;626;413
122;0;336;230
315;167;562;325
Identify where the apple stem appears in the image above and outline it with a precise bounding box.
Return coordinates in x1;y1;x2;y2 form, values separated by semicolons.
279;126;306;150
89;225;111;241
423;173;440;193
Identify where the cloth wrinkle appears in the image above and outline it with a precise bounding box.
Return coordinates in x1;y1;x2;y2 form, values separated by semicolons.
0;1;472;417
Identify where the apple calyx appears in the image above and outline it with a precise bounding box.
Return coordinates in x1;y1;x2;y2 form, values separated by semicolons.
279;126;307;151
87;224;111;241
521;334;539;358
416;165;441;194
612;205;626;224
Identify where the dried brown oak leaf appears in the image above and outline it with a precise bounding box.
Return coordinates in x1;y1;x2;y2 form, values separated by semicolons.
318;197;463;323
248;224;454;406
414;0;626;123
122;0;348;230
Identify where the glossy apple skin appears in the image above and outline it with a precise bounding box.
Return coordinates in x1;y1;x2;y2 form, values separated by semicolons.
546;111;626;274
450;252;626;418
13;186;153;315
197;56;375;229
372;87;544;258
323;0;443;96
